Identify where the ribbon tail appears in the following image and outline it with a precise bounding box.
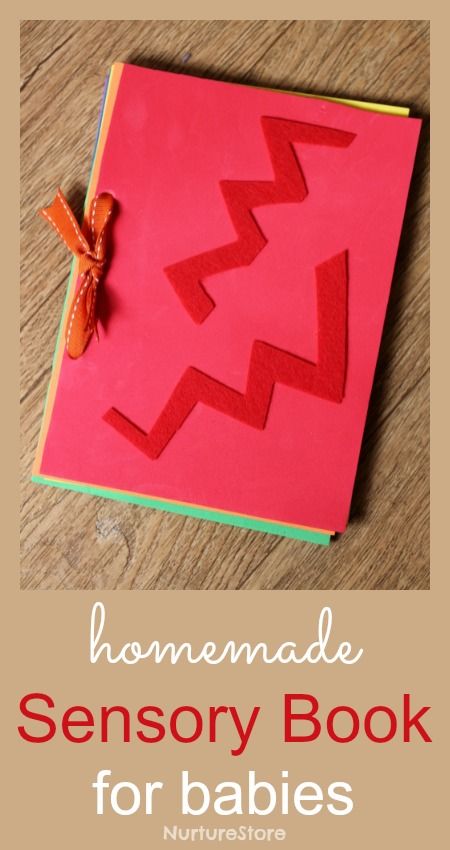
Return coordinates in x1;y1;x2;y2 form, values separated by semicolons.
39;188;90;257
65;273;97;359
84;279;100;339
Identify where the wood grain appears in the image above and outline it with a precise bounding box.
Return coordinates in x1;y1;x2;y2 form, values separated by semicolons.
20;20;429;590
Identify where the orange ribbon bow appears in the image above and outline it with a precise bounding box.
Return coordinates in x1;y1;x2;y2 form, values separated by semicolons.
39;189;115;359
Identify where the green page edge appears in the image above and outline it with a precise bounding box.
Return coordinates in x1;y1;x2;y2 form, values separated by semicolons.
32;474;330;545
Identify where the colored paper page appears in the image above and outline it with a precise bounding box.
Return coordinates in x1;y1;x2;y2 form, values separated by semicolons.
32;70;407;544
34;64;421;533
34;66;333;545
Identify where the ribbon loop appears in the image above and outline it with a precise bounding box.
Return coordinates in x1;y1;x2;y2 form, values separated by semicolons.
39;188;115;358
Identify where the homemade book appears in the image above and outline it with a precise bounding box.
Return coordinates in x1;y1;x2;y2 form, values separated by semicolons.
33;63;421;544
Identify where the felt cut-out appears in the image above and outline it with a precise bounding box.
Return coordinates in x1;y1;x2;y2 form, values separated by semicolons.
165;116;355;324
104;250;348;459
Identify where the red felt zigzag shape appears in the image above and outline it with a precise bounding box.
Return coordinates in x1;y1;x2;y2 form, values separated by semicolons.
164;116;356;324
103;250;348;459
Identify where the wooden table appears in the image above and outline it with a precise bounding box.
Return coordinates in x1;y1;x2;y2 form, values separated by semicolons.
20;20;429;590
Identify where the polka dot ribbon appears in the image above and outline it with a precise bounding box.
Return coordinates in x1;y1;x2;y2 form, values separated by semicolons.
39;188;115;359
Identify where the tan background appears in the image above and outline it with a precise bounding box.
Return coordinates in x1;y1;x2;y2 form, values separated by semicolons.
10;591;439;848
20;18;429;590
